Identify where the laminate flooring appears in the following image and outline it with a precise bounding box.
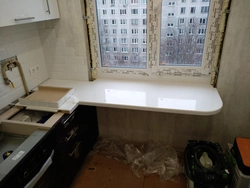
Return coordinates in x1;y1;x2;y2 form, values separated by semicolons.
71;153;187;188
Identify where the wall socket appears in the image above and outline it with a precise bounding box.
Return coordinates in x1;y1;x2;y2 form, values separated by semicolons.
29;65;39;75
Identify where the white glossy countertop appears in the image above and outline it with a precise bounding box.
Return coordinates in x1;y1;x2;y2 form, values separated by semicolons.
40;78;223;116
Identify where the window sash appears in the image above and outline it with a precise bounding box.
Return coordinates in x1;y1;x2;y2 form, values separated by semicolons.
87;0;229;83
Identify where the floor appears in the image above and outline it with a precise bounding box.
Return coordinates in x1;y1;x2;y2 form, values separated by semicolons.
71;153;187;188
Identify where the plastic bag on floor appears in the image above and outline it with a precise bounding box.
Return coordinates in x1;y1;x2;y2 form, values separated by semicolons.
93;136;182;181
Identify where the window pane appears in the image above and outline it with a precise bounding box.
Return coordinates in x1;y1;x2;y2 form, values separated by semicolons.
160;0;210;66
96;0;147;68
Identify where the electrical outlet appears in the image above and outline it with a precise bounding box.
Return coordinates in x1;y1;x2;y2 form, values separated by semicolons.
29;65;39;75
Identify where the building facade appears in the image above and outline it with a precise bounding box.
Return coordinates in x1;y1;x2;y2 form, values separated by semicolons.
96;0;210;68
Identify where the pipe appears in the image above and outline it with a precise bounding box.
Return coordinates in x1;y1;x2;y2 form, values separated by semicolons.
1;60;29;96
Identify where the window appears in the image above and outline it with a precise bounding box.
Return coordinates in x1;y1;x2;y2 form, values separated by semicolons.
122;56;128;60
132;29;139;34
121;29;127;34
103;19;108;24
201;6;209;13
198;28;206;35
121;38;127;44
105;38;109;43
111;0;115;6
105;47;110;52
179;28;184;35
111;19;117;25
132;38;139;44
167;33;173;37
131;0;138;4
190;7;196;13
168;2;175;6
102;0;106;4
103;10;107;15
197;38;205;44
180;7;186;14
131;56;138;62
142;56;146;62
114;55;119;60
93;0;219;81
189;28;193;35
179;18;185;24
120;19;127;24
200;18;207;24
120;9;127;15
131;9;138;14
112;29;117;34
131;19;139;25
121;47;128;53
132;47;139;53
168;13;174;17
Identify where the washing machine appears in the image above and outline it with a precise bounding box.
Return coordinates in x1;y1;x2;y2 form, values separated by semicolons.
184;140;232;188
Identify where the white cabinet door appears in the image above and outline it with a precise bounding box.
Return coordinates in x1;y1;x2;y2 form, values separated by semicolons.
0;0;60;27
43;0;60;20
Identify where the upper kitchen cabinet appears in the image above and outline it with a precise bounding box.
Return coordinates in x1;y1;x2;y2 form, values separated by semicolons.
0;0;60;27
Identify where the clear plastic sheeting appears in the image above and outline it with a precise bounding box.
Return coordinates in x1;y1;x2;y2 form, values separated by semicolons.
93;136;183;181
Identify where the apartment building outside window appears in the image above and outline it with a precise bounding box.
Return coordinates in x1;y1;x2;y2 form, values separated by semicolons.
190;7;196;14
120;9;127;15
131;9;138;14
121;29;127;34
180;7;186;14
121;38;127;44
111;0;115;5
120;19;127;24
131;19;138;25
201;6;209;13
93;0;223;81
132;29;138;34
131;0;138;4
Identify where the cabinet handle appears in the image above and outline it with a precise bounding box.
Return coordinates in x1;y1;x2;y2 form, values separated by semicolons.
65;126;79;142
62;111;76;127
46;0;51;14
14;17;35;21
69;142;81;158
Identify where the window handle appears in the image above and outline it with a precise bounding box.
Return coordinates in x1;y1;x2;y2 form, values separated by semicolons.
46;0;51;14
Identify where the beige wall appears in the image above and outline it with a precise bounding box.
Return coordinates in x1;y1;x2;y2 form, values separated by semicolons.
97;0;250;149
38;0;90;81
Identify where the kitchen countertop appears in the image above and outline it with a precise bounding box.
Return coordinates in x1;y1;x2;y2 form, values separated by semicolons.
40;78;223;116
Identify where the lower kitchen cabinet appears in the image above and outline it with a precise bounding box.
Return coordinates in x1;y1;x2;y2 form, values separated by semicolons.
34;105;99;188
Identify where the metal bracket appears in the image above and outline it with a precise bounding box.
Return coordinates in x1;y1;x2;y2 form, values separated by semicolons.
83;16;88;20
